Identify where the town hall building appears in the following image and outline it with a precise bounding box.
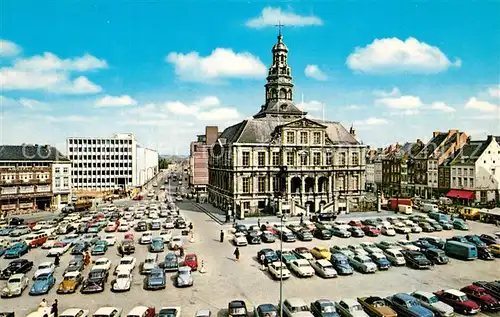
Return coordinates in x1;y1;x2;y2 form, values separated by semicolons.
207;33;367;219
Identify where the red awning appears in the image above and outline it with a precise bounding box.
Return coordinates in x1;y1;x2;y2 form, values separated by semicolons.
446;189;475;200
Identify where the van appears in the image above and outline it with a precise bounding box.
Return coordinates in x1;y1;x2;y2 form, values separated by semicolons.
25;232;48;248
444;241;478;260
428;212;450;223
398;205;413;215
421;203;439;213
460;207;480;220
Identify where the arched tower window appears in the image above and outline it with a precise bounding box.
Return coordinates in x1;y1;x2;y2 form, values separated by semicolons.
271;89;277;99
279;88;287;99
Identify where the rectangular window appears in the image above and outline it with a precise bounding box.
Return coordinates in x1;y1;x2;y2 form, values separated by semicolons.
242;177;251;193
63;167;69;173
286;132;295;144
272;177;279;192
313;132;321;145
286;152;295;165
257;152;266;166
63;177;69;187
272;152;280;166
313;152;321;165
352;152;359;165
242;152;250;166
55;168;60;173
469;178;474;187
300;132;308;144
300;154;308;166
326;152;332;165
339;152;346;165
258;177;266;192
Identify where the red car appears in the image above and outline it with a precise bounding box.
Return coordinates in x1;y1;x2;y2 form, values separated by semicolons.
105;223;117;232
124;233;134;240
362;225;381;236
184;253;198;271
434;289;481;315
132;195;144;201
460;285;500;312
348;220;363;227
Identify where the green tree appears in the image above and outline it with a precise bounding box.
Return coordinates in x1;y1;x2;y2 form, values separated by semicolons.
158;158;170;169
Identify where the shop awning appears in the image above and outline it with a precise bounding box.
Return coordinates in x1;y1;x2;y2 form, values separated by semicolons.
446;189;475;200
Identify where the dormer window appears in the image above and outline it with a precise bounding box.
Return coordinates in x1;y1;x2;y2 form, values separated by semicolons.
280;103;288;111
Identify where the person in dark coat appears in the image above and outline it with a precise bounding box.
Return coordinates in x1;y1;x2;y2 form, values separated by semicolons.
234;247;240;262
118;245;124;257
51;299;58;317
54;254;60;267
220;230;224;243
406;233;411;241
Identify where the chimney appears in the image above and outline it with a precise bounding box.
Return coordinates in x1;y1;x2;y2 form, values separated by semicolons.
205;126;219;146
433;131;440;137
349;125;356;137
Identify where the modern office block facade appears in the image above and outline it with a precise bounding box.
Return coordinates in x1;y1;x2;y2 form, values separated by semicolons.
189;126;219;195
66;133;158;191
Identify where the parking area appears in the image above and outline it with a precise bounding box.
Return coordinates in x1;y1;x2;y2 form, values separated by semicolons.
1;199;499;317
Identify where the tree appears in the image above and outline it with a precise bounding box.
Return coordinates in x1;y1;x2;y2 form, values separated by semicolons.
158;158;169;170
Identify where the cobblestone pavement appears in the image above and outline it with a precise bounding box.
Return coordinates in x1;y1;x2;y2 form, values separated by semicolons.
2;197;499;316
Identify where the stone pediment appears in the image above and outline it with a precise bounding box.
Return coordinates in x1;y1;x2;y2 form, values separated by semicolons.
282;118;327;129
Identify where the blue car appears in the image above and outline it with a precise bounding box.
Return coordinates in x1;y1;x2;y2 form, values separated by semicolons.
4;243;29;259
91;242;108;256
330;253;353;275
149;238;164;253
145;268;166;290
370;253;391;270
0;227;15;236
0;247;6;257
386;293;434;317
29;273;56;295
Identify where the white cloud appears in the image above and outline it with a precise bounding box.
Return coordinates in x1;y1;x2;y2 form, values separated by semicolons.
96;95;137;107
373;87;401;97
345;105;363;110
488;85;500;98
198;107;240;121
353;117;389;126
376;95;423;110
14;52;108;72
50;76;102;94
43;115;92;123
19;98;48;110
429;101;455;113
304;65;327;81
245;7;323;28
192;96;220;108
347;37;461;73
297;100;324;112
464;97;499;112
166;48;266;82
0;96;49;110
0;39;21;57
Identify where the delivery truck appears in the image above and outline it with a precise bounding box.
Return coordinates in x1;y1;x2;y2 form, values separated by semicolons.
61;200;92;213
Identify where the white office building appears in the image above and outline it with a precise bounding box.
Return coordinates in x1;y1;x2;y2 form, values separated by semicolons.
66;133;159;191
52;161;72;206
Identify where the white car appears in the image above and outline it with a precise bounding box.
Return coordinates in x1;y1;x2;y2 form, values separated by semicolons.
384;248;406;266
48;242;70;256
397;240;420;251
394;223;411;234
1;273;29;297
92;258;112;272
268;261;291;280
59;309;90;317
282;298;314;317
117;223;129;232
335;299;369;317
104;235;116;246
170;236;182;249
34;262;56;279
410;224;423;233
112;270;132;292
115;256;137;273
92;307;123;317
289;259;315;277
348;245;368;256
381;225;396;236
140;232;153;244
310;259;337;278
147;192;154;198
232;232;248;246
32;221;47;231
159;230;172;243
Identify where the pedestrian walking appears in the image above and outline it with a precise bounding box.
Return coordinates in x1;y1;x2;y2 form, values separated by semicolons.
189;222;194;231
260;254;266;270
300;215;304;225
54;254;60;267
234;247;240;262
220;230;224;243
51;299;58;317
406;233;411;241
179;246;185;257
257;218;261;228
225;214;230;223
118;245;124;257
39;298;48;308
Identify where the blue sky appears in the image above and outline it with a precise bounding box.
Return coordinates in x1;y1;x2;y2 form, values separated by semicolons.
1;0;499;154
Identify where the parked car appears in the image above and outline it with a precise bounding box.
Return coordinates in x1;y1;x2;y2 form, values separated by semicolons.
228;300;248;317
289;259;315;278
257;249;279;265
314;229;333;240
424;248;449;265
401;250;432;269
80;269;108;294
176;266;193;287
162;253;179;272
57;271;83;294
0;259;33;279
331;226;351;238
311;246;331;260
1;273;29;298
29;272;56;295
254;304;277;317
383;249;406;266
434;289;480;315
480;234;499;245
452;219;469;231
281;297;313;317
268;261;291;280
4;242;29;258
232;233;248;246
293;247;315;261
296;230;314;241
335;299;369;317
112;270;133;292
357;296;397;317
330;253;353;275
473;281;500;299
144;268;166;290
385;293;434;317
310;260;338;278
311;299;340;317
348;227;365;238
261;231;276;243
369;253;391;270
362;226;381;237
184;253;198;271
410;291;455;317
460;284;500;312
149;238;164;253
34;262;56;280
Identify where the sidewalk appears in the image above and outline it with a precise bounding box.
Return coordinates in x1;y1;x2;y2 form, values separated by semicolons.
192;201;396;227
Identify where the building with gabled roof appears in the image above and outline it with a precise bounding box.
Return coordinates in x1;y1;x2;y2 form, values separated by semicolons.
208;33;367;218
412;130;468;198
448;135;500;203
